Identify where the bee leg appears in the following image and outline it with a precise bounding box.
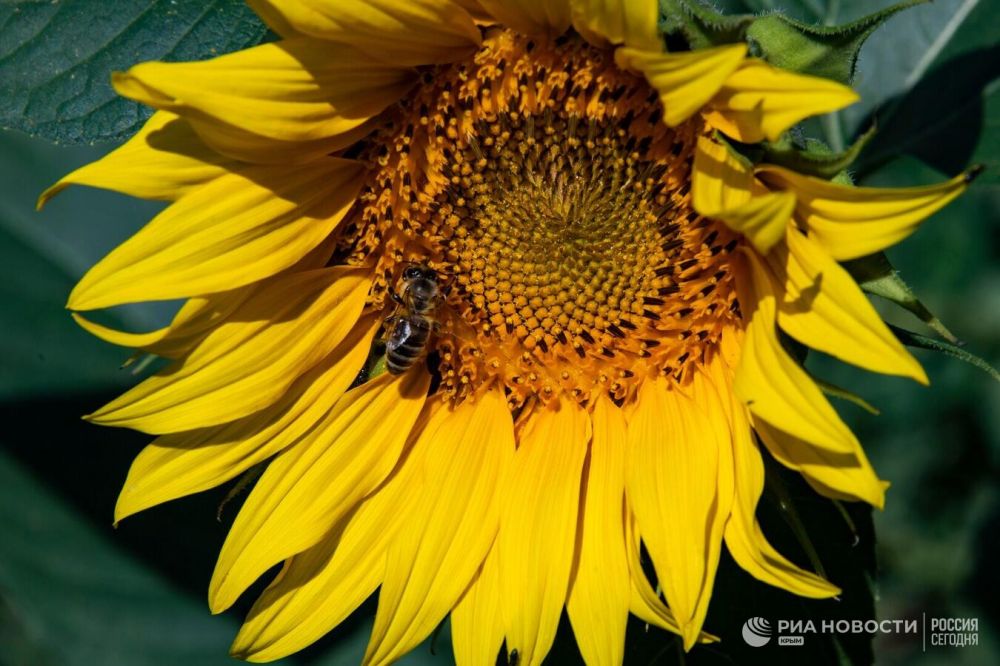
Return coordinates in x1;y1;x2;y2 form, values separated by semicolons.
390;291;404;306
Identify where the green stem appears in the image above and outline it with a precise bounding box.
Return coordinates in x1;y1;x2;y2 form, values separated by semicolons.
822;111;845;152
764;463;829;580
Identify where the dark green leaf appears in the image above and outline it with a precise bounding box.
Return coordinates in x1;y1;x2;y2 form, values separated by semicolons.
0;128;178;398
857;49;1000;181
0;452;247;666
890;324;1000;383
0;0;268;144
843;0;992;133
0;221;139;399
746;1;923;84
845;0;999;180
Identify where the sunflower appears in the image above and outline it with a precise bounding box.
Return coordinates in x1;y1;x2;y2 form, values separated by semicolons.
41;1;977;664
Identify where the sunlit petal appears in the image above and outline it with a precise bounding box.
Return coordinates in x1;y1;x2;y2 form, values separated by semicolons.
247;0;481;66
476;0;571;35
364;389;514;665
757;165;975;260
703;59;858;142
68;159;365;310
209;370;430;613
570;0;660;50
769;227;927;382
732;251;861;453
38;111;236;207
566;396;630;666
112;39;416;163
616;45;746;126
498;401;589;666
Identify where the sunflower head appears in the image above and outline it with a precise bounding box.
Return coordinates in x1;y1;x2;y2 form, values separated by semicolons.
346;27;740;409
42;1;981;664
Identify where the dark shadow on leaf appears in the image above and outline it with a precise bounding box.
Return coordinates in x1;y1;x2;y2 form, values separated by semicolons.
855;44;1000;178
0;392;388;664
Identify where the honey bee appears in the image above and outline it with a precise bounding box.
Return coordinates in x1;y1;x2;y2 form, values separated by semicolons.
384;265;442;375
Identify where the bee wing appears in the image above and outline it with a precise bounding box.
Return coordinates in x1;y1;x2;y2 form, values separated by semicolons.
385;317;414;352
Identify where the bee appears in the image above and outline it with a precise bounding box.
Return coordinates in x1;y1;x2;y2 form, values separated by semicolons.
384;264;442;375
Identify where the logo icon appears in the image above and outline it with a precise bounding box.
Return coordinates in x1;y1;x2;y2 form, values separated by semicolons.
742;617;772;647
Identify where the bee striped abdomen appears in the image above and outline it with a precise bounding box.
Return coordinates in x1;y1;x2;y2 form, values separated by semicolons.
386;317;433;374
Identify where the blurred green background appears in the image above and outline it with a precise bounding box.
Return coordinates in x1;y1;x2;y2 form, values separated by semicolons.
0;0;997;664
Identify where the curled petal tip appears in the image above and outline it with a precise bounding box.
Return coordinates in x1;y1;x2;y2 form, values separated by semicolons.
965;164;985;183
36;186;58;211
228;646;251;661
681;626;700;652
109;70;130;91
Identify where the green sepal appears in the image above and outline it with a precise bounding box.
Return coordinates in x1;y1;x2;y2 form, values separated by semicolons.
844;252;959;343
890;325;1000;384
659;0;752;49
759;124;876;179
368;355;389;381
216;462;265;521
814;376;881;416
762;454;829;581
361;341;389;384
745;1;926;84
832;500;860;546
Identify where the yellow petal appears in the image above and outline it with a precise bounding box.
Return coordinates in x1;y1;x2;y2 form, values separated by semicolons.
757;165;976;261
732;251;861;453
71;234;338;357
364;389;515;666
566;396;630;666
703;59;859;143
615;44;746;127
624;510;721;644
476;0;571;35
72;289;251;358
209;370;430;613
570;0;660;50
87;267;370;434
624;511;682;636
755;417;887;508
770;227;927;383
236;551;383;663
451;0;495;24
627;374;731;650
231;443;420;662
112;38;416;163
718;192;795;254
720;368;840;598
67;158;365;310
498;400;589;666
716;328;836;594
247;0;480;66
38;112;235;208
692;134;755;213
692;137;792;255
452;545;505;666
114;317;378;522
